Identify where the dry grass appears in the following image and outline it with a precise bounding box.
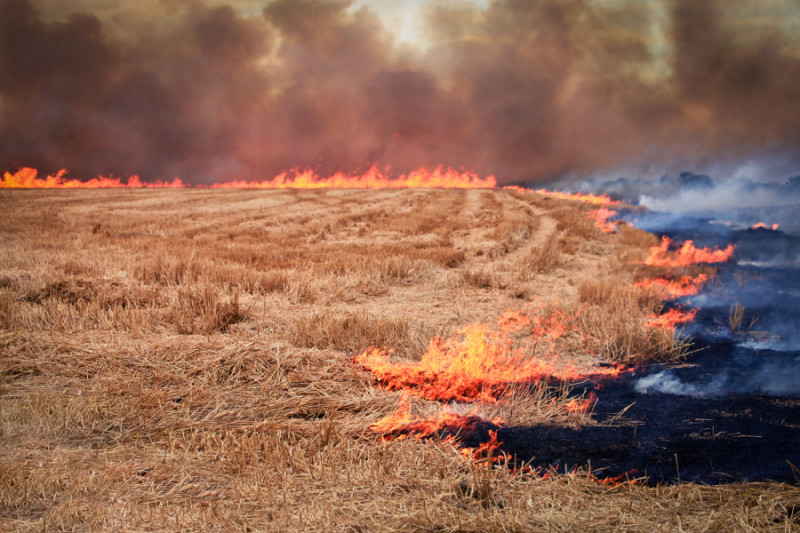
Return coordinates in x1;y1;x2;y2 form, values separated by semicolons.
0;188;796;531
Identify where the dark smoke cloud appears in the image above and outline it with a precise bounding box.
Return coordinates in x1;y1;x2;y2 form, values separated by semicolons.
1;0;799;183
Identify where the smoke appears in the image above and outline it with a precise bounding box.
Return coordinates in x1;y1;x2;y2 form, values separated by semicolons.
1;0;799;183
635;352;800;398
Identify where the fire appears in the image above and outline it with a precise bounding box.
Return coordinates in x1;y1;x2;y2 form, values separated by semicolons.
356;292;634;463
751;222;779;231
208;165;496;189
634;274;709;299
533;189;620;206
497;310;531;332
564;391;598;414
370;395;502;441
369;395;505;461
1;168;185;189
1;165;495;189
645;307;697;329
588;208;618;233
356;322;627;404
642;237;735;267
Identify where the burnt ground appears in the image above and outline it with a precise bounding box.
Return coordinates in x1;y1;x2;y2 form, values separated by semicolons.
449;337;800;485
497;373;800;485
492;209;800;485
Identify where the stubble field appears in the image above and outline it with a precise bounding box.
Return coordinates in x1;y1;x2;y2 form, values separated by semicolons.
1;188;797;531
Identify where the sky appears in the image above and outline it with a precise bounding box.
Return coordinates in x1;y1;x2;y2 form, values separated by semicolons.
2;0;799;184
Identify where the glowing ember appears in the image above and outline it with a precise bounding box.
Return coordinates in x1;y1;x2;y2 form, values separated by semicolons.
533;189;620;206
646;308;697;329
208;165;496;189
634;274;709;299
1;168;184;189
642;237;735;267
751;222;780;231
588;208;619;233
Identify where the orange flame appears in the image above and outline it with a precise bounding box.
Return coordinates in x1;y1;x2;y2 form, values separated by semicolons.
634;274;709;299
1;168;185;188
752;222;779;231
370;395;505;460
642;237;735;267
356;315;628;404
1;166;495;189
564;391;598;414
645;308;697;329
208;165;496;189
533;189;620;206
369;396;501;439
497;310;532;332
588;208;619;233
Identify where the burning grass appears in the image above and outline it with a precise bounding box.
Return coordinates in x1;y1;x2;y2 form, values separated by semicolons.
0;187;796;531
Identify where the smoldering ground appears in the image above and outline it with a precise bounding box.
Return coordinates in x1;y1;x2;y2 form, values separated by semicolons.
1;0;800;183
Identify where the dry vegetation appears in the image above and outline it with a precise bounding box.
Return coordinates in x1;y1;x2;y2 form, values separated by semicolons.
1;188;797;531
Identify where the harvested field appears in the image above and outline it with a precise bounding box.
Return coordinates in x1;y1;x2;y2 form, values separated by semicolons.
1;188;798;531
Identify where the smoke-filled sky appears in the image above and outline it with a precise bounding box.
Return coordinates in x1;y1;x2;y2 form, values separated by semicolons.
2;0;799;183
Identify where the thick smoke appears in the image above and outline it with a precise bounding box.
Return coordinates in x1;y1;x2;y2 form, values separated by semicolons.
1;0;799;183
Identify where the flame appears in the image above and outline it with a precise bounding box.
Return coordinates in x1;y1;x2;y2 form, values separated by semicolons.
645;307;697;329
497;310;531;332
634;274;709;299
370;395;505;460
588;208;618;233
752;222;779;231
642;237;735;267
369;395;501;439
533;189;620;206
564;391;598;414
208;165;496;189
356;310;628;404
1;166;495;189
1;168;185;188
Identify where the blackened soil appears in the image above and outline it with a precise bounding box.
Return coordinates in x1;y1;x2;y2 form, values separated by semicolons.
496;377;800;484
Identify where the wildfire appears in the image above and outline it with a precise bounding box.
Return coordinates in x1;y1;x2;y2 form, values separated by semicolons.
634;274;709;299
209;165;496;189
356;322;628;404
645;308;697;329
1;166;496;189
533;189;620;206
564;391;598;414
370;395;502;441
356;301;630;462
588;208;619;233
751;222;779;231
1;168;185;189
642;237;735;267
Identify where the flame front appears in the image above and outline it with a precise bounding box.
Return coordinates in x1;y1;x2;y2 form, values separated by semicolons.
1;166;496;189
642;237;735;267
752;222;780;231
533;189;620;206
634;274;709;299
209;165;496;189
646;308;698;329
355;317;627;405
1;168;185;189
588;208;619;233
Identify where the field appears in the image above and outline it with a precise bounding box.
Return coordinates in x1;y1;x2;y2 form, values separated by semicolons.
1;188;798;531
